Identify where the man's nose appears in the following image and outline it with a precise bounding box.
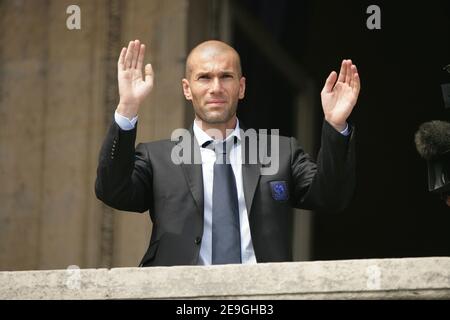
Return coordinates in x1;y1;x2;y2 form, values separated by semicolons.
209;77;222;93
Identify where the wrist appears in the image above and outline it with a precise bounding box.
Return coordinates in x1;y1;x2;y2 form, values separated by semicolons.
325;117;346;132
116;102;139;120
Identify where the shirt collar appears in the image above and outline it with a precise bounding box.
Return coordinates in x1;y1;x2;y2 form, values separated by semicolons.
193;118;241;147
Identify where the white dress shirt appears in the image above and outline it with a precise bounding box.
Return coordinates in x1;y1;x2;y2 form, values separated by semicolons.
192;119;257;265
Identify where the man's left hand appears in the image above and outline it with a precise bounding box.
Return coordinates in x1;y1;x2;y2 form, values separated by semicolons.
321;59;360;132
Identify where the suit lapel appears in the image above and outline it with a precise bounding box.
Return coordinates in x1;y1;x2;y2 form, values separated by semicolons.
240;126;261;215
174;128;204;217
181;161;204;217
242;162;261;215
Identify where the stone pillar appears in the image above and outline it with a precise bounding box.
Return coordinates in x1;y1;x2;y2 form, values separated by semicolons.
0;0;188;271
292;83;317;261
111;0;188;268
0;0;50;271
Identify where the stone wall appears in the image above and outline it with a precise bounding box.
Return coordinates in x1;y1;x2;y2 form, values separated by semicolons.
0;0;188;271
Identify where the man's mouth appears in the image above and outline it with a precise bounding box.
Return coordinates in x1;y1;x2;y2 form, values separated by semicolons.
206;99;227;105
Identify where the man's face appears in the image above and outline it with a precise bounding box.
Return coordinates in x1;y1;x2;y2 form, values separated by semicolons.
182;50;245;124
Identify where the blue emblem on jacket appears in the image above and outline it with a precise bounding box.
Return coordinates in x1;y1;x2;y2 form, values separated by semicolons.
270;181;289;201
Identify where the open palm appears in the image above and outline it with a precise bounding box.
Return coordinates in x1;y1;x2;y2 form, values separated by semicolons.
321;60;360;131
117;40;154;118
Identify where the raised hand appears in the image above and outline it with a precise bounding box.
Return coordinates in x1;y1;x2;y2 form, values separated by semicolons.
321;60;360;132
116;40;154;119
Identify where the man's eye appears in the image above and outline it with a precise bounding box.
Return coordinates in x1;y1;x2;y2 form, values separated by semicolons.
198;75;209;80
222;74;233;79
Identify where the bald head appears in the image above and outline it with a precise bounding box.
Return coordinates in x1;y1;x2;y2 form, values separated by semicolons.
185;40;242;79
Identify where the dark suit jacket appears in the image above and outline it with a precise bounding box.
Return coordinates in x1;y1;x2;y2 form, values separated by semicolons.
95;119;355;267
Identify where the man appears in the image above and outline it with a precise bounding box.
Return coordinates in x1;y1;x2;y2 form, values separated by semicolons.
95;39;360;267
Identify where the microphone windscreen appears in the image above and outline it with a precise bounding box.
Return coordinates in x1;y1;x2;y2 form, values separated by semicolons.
414;120;450;160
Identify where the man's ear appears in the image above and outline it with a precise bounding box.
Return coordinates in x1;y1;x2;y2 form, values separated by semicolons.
239;77;246;99
182;79;192;100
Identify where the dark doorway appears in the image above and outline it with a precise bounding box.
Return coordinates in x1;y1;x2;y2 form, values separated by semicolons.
231;0;450;260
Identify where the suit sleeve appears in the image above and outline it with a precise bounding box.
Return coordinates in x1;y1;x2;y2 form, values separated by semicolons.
95;120;152;213
290;119;356;212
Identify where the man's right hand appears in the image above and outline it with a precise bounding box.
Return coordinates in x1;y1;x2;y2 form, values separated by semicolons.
116;40;154;119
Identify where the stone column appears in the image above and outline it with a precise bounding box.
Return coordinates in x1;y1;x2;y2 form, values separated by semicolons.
111;0;188;268
0;0;188;271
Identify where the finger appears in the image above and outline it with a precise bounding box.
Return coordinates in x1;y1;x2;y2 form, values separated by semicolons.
353;68;360;94
137;44;145;71
144;64;154;82
349;65;357;87
345;59;352;84
337;59;347;83
118;47;126;70
322;71;337;94
132;40;140;69
124;41;134;69
350;64;359;87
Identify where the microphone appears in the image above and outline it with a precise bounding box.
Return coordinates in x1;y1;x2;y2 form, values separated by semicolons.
415;121;450;160
414;120;450;195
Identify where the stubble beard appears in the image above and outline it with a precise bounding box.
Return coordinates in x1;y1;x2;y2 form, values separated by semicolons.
196;104;237;125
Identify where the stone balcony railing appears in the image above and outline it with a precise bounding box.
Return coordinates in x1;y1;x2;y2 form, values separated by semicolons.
1;257;449;299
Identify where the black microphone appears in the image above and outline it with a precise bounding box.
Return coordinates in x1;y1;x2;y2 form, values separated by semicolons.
414;120;450;195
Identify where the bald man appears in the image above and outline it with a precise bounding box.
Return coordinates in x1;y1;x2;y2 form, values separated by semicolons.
95;40;359;267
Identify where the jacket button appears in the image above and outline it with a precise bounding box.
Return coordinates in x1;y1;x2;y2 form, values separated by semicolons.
195;237;202;245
